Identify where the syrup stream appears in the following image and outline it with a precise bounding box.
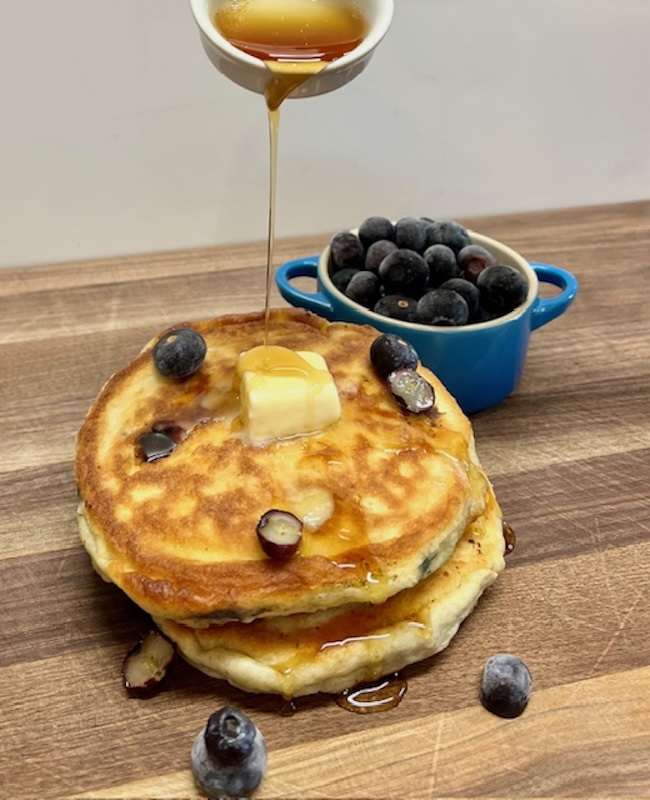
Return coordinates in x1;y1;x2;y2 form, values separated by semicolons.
263;105;280;346
215;1;366;348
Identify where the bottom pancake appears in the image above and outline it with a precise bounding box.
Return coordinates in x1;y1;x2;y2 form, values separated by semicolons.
156;487;505;698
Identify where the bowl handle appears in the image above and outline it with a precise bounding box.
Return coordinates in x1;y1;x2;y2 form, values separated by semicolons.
530;262;579;331
275;256;335;319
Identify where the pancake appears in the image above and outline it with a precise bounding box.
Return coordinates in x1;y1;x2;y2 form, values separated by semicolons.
156;487;505;697
76;308;488;624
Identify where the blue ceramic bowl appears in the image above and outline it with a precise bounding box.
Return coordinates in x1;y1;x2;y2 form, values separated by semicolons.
276;230;578;414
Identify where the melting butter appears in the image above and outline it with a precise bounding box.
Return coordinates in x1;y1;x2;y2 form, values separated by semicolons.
234;345;341;444
283;485;335;532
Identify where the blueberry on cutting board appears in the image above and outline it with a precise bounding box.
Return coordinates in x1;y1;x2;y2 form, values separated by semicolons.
191;706;267;798
480;653;532;718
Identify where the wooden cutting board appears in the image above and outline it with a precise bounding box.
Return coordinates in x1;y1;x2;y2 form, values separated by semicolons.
1;202;649;799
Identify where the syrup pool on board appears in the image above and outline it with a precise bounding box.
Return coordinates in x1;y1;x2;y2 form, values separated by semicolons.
278;672;408;716
336;672;408;714
213;0;368;353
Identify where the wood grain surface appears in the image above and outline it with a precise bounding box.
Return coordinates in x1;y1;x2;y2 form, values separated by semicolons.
1;201;649;799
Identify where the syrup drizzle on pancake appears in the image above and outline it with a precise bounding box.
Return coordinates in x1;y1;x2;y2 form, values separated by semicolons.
235;345;332;400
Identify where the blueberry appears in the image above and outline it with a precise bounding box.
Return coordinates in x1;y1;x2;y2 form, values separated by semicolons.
423;244;460;287
358;216;395;248
364;239;398;274
373;294;418;322
344;270;380;308
370;333;419;378
458;244;497;284
480;653;532;718
257;510;303;559
425;219;472;254
378;249;428;296
395;217;429;253
477;264;528;313
153;328;207;379
331;267;360;293
192;707;267;798
122;630;175;695
474;303;502;323
136;431;177;462
416;289;469;326
439;278;480;318
387;368;435;414
205;707;256;765
329;231;365;272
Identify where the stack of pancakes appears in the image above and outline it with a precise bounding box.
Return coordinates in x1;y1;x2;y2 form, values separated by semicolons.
76;309;505;698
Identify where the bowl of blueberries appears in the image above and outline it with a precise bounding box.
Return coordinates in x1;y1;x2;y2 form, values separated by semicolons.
276;215;578;414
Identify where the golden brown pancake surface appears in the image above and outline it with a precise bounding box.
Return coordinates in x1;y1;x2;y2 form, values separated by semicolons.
156;488;505;697
76;309;486;624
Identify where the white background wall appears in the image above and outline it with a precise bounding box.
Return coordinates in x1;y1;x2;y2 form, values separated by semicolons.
1;0;649;268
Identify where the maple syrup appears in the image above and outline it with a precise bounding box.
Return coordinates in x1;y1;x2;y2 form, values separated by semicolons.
207;10;409;718
214;0;366;66
279;697;298;716
235;344;330;385
336;672;407;714
214;0;367;342
502;520;516;555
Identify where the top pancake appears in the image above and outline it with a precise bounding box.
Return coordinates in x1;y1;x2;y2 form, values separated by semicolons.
76;309;487;624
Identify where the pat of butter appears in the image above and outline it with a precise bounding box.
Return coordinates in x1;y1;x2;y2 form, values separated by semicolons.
235;346;341;444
